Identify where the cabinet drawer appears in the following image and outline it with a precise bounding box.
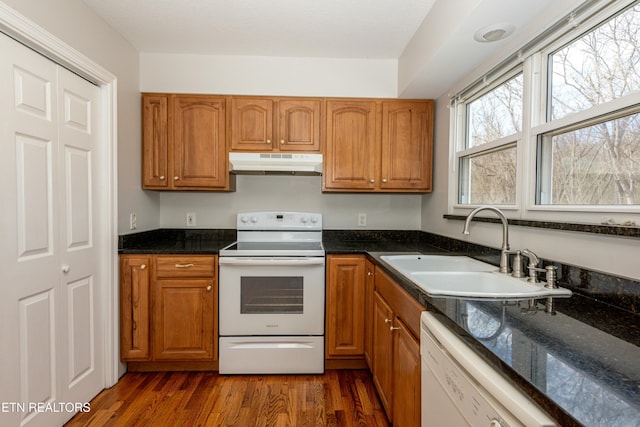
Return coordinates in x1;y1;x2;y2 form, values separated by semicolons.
155;255;216;278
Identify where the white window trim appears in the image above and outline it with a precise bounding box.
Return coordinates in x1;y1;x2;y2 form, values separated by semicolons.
449;0;640;226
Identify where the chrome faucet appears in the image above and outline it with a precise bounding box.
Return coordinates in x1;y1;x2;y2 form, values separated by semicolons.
462;206;510;274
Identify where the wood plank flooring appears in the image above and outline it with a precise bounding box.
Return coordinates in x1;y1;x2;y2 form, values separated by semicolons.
64;370;390;427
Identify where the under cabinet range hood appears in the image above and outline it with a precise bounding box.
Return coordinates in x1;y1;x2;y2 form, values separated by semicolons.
228;152;323;175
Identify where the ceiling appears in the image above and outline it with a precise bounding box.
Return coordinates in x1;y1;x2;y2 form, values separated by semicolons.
81;0;577;97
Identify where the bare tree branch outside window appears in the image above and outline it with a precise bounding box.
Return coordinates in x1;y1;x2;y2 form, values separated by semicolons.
543;4;640;205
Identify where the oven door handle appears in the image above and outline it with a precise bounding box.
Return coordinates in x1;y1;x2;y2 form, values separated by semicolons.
218;257;325;266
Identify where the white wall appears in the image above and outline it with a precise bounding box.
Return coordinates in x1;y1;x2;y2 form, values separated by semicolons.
141;52;423;230
2;0;159;235
141;53;398;98
422;66;640;281
159;175;421;230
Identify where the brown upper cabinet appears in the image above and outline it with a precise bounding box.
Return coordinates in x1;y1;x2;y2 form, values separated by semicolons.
323;99;378;191
142;93;432;193
323;99;434;193
229;96;322;152
142;93;234;191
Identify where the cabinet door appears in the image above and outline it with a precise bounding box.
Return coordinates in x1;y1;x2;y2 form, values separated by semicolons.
324;100;378;191
120;256;151;360
153;279;215;360
372;291;394;418
230;97;274;151
326;255;366;358
392;317;421;427
172;95;227;188
142;94;169;188
277;98;321;152
364;259;375;368
380;100;433;192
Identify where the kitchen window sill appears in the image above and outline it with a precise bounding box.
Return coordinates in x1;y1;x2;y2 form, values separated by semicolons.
443;215;640;239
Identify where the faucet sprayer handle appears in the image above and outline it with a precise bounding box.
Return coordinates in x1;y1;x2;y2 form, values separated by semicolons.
520;249;539;267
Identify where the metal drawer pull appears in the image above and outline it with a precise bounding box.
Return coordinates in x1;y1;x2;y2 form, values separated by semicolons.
175;263;194;268
390;326;401;331
384;318;392;324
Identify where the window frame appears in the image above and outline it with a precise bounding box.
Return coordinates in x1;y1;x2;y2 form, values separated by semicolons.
450;0;640;223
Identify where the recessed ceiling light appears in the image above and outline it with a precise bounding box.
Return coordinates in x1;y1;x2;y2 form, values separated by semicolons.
474;23;515;43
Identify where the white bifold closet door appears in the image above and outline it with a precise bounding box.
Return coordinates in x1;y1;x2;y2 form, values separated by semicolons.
0;32;104;427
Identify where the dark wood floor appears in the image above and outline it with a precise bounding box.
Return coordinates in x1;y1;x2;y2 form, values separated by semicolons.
65;370;390;427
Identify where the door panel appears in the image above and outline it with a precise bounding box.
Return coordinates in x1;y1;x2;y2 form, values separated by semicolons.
57;66;103;409
173;95;227;187
278;99;321;151
142;94;169;188
19;290;56;425
0;33;104;426
66;276;94;386
372;291;394;418
64;146;91;249
230;97;274;151
0;32;62;427
15;134;55;259
324;100;378;190
380;100;433;191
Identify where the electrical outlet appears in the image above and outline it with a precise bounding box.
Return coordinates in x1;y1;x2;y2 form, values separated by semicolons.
358;213;367;227
186;212;196;227
129;213;137;230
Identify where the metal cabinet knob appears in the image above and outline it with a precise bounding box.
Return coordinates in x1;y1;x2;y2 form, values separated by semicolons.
173;176;179;181
370;179;375;183
384;318;392;324
206;285;212;292
159;175;165;180
61;265;70;273
390;326;401;332
266;139;271;144
382;178;388;183
140;264;147;270
280;139;285;144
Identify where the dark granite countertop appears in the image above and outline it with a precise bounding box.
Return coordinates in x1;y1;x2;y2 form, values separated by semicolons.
118;228;236;254
120;228;640;427
369;253;640;427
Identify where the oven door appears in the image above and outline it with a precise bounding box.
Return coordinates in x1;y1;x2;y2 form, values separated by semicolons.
218;256;325;336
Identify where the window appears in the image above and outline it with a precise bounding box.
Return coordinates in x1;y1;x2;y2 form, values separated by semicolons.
537;111;640;205
452;0;640;218
457;73;523;205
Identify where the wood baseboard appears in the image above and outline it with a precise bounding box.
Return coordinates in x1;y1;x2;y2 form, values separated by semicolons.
126;359;369;372
325;359;369;370
127;360;218;372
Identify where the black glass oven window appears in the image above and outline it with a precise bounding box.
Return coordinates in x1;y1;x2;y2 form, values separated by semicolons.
240;276;304;314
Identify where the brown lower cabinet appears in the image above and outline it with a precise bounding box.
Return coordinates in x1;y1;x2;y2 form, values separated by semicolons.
325;255;366;358
372;265;423;427
326;254;423;426
120;254;218;367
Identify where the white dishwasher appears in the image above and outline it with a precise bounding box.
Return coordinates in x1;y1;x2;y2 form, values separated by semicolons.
420;311;556;427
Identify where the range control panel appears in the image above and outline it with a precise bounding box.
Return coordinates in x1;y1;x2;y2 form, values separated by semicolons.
236;211;322;230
